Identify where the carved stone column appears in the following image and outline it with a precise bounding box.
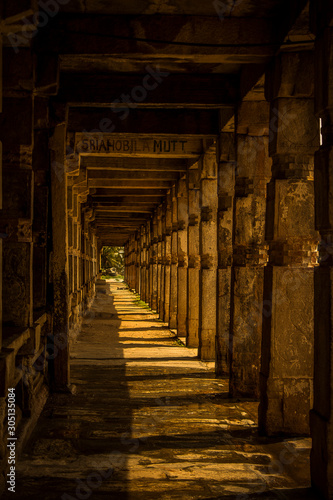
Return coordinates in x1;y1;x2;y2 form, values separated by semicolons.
163;193;172;324
259;51;320;435
140;225;147;302
0;48;34;330
230;101;271;398
135;232;141;295
50;118;70;391
147;220;152;307
150;214;158;310
124;243;128;282
169;186;178;329
159;203;166;319
216;132;235;376
157;206;163;316
177;177;188;339
187;166;201;348
33;98;50;318
199;150;218;360
145;222;151;305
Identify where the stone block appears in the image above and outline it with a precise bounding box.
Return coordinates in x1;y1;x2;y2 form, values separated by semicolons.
269;98;319;156
230;267;264;397
237;100;270;136
3;243;32;327
217;132;235;162
266;52;315;100
283;378;311;434
271;268;314;378
237;134;271;180
260;266;315;435
271;179;318;241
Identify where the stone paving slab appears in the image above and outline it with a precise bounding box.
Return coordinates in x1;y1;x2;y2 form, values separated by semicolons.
9;280;321;500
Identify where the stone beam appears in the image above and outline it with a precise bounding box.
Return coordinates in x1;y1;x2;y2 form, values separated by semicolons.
67;108;219;135
88;195;164;204
56;74;237;107
88;188;168;197
86;169;180;181
95;212;149;218
92;205;155;213
87;179;174;189
75;134;214;158
35;15;280;63
80;156;189;171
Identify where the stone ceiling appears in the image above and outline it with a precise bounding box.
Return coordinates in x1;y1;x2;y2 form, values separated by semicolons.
2;0;313;245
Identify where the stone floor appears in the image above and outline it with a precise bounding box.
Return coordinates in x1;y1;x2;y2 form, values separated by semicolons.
11;280;321;499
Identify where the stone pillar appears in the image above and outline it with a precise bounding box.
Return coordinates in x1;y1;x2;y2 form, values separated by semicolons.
259;51;320;435
130;234;136;290
33;98;50;318
140;226;147;302
163;193;172;324
187;166;201;347
147;221;152;307
159;203;166;319
229;101;271;398
216;132;235;376
310;7;333;497
124;242;129;283
177;177;188;339
151;213;158;311
169;187;178;329
127;236;132;287
144;222;150;305
199;150;218;360
157;207;163;315
67;184;74;297
50;119;71;391
136;232;141;294
0;48;34;330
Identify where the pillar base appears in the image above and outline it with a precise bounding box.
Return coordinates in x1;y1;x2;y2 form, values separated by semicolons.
259;375;312;436
198;329;215;360
187;318;199;348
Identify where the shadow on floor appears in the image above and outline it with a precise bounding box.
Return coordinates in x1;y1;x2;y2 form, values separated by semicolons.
9;282;320;500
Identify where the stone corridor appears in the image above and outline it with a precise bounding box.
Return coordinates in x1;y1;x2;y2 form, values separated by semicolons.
2;1;333;498
10;280;317;500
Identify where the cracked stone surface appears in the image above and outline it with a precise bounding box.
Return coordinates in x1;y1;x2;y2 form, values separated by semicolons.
10;280;320;499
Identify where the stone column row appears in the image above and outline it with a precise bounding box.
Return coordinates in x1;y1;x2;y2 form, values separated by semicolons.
129;54;322;469
131;149;218;362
